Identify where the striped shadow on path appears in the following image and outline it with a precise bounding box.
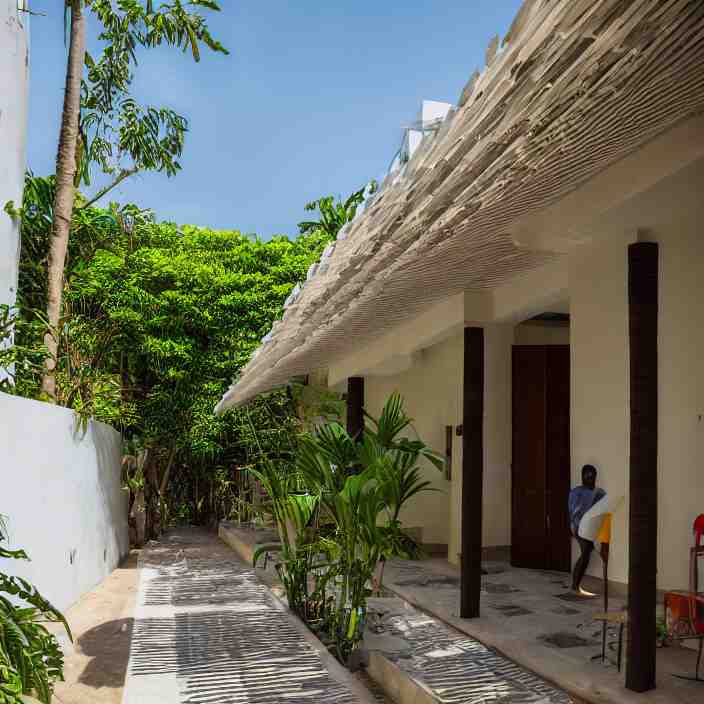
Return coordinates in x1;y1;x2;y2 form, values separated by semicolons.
122;528;361;704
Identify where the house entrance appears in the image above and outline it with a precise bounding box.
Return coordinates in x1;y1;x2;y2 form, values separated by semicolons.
511;315;571;572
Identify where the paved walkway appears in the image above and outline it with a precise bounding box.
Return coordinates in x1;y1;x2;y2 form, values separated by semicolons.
122;528;365;704
52;552;140;704
221;522;578;703
383;557;702;704
366;596;574;704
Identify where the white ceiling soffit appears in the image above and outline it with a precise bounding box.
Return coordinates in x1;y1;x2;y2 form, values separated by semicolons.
217;0;704;412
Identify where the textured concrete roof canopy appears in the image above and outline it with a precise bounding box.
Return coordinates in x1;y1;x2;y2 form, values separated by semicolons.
216;0;704;413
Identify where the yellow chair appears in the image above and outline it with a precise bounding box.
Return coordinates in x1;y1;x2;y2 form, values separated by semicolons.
592;513;626;669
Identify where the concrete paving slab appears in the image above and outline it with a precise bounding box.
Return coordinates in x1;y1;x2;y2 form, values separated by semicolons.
383;557;704;704
51;551;140;704
364;595;573;704
122;527;365;704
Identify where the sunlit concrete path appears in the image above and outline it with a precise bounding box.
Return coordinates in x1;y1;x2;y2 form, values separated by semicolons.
52;553;140;704
121;527;367;704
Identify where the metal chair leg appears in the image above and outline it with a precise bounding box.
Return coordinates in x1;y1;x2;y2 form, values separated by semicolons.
590;621;608;664
672;637;704;683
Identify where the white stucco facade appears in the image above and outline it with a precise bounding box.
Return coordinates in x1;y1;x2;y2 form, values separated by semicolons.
1;393;129;611
361;332;461;549
570;162;704;591
324;121;704;593
0;0;29;309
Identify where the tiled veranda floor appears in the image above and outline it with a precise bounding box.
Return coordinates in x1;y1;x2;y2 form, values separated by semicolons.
383;557;703;704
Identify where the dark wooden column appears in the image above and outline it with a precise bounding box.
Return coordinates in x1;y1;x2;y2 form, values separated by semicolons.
626;241;659;693
461;327;484;618
346;376;364;441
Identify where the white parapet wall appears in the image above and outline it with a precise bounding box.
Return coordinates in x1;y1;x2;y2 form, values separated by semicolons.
0;3;129;613
0;392;129;611
0;0;29;309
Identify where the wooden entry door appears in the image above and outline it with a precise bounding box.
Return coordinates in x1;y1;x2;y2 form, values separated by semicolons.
511;345;571;572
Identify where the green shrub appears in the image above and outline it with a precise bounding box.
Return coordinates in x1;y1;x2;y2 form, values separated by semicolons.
254;393;443;665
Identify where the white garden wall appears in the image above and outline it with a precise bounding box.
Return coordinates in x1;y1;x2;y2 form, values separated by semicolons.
0;3;128;615
0;392;128;611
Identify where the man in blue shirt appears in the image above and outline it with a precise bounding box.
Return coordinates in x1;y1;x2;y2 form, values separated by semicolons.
568;464;606;593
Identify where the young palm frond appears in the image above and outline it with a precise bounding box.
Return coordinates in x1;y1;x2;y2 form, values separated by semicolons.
365;392;409;447
255;393;441;663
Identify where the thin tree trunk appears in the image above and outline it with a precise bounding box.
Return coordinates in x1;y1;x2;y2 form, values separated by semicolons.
158;443;178;498
42;0;86;400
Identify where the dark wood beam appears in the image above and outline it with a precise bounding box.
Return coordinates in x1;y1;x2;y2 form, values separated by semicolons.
346;376;364;441
461;327;484;618
626;241;659;693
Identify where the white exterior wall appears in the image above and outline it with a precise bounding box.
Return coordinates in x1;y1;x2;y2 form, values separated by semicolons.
361;324;513;561
571;208;704;590
0;6;130;612
0;0;29;309
345;208;703;588
570;231;632;585
363;334;461;548
340;200;703;588
657;213;704;591
1;393;129;611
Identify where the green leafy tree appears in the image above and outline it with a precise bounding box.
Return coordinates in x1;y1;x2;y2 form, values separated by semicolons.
64;220;326;535
43;0;228;401
10;173;340;536
7;176;373;541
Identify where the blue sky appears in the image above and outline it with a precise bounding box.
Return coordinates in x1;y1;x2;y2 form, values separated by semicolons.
27;0;523;238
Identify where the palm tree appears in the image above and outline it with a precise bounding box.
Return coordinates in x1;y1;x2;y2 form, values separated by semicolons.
42;0;86;400
41;1;227;400
297;181;377;240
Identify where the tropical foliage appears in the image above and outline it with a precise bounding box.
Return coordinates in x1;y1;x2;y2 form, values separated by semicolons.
42;0;228;400
297;181;376;239
252;393;442;664
0;517;71;704
78;0;228;193
4;174;369;542
4;134;384;666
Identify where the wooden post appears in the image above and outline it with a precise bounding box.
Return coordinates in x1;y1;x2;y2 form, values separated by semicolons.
346;376;364;441
461;327;484;618
626;241;658;693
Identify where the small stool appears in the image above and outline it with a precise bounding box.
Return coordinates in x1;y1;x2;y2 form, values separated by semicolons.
592;610;628;672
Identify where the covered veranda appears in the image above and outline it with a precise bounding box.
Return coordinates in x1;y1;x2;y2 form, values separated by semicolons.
382;557;702;704
216;1;704;699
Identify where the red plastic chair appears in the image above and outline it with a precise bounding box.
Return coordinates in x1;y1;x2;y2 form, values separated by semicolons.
664;513;704;682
